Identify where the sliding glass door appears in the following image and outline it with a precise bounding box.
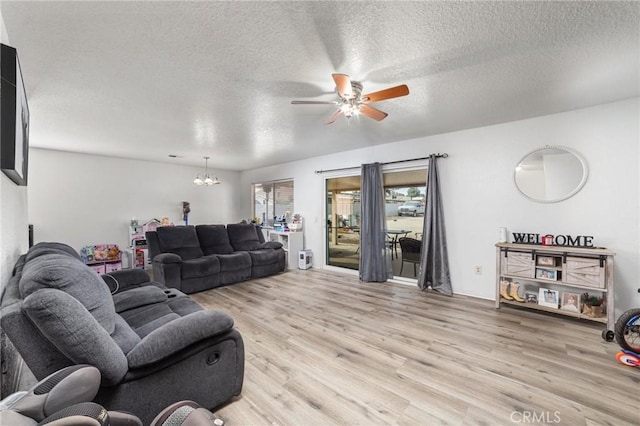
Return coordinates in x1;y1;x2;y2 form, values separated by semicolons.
325;169;427;279
326;175;361;271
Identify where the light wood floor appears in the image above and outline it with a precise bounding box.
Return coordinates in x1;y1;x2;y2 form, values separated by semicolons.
191;269;639;426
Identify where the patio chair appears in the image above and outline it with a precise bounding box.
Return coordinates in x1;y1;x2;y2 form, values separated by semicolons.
387;230;409;259
398;237;421;276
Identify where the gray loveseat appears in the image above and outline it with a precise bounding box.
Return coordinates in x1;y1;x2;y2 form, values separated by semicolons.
0;242;244;425
146;224;286;294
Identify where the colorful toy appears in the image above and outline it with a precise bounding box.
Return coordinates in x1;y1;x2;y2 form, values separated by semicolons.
613;308;640;367
80;244;121;264
107;245;121;260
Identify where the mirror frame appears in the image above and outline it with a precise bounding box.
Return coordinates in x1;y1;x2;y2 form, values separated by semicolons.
514;145;588;203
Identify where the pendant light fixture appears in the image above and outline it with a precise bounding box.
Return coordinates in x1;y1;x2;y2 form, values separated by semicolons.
193;156;220;186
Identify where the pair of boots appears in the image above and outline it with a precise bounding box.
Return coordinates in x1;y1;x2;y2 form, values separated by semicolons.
500;280;525;302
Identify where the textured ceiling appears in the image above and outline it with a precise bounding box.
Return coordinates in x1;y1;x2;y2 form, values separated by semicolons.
2;1;638;171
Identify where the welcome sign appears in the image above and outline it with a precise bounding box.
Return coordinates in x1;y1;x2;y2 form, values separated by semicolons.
511;233;595;248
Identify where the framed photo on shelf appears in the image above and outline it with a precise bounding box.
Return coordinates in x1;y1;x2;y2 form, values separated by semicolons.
537;256;556;267
538;288;559;308
525;292;538;303
560;292;581;313
536;268;558;281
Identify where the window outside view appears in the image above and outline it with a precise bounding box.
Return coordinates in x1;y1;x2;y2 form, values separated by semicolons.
253;180;294;226
326;169;427;279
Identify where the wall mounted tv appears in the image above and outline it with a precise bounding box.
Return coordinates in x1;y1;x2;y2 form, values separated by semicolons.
1;43;29;186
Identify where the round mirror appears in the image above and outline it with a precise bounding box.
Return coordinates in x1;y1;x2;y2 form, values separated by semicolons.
514;146;588;203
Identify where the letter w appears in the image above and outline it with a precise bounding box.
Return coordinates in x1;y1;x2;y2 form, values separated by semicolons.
512;233;528;243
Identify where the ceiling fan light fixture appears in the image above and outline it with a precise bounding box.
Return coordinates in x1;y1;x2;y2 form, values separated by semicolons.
340;102;360;118
291;73;409;124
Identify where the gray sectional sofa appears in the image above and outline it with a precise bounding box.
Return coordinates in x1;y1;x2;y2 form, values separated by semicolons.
146;224;286;294
0;242;244;425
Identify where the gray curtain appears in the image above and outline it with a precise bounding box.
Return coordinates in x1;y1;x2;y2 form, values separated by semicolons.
417;154;453;295
359;162;393;282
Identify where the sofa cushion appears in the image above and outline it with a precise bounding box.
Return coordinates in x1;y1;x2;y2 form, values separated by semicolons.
119;303;181;338
135;313;182;338
216;252;252;272
226;224;261;251
256;225;266;243
196;225;234;255
111;314;142;354
20;253;116;334
166;294;203;316
181;257;220;279
22;288;128;385
156;226;204;260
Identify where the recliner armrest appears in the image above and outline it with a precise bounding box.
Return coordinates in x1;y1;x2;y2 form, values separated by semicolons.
126;310;234;368
102;269;151;294
112;286;169;313
153;253;182;264
259;241;283;250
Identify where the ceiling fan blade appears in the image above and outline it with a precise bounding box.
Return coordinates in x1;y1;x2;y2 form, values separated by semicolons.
362;84;409;103
360;104;388;121
332;73;353;98
291;100;340;105
324;109;343;124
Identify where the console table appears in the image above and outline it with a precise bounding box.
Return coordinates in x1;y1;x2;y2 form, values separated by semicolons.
495;243;615;334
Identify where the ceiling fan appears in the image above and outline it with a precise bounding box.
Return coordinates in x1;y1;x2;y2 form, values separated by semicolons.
291;73;409;124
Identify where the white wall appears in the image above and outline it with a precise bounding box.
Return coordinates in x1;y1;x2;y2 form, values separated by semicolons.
240;98;640;315
0;175;29;292
28;149;242;258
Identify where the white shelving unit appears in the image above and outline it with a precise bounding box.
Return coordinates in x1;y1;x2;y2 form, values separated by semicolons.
495;243;615;332
128;224;149;269
129;224;144;246
267;230;304;269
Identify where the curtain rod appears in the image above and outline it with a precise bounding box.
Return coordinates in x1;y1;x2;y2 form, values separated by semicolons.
314;153;448;174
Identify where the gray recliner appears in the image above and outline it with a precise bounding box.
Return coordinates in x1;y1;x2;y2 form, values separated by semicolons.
147;226;222;294
0;242;244;425
225;224;286;278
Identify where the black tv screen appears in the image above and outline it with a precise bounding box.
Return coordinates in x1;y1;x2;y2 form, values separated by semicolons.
1;43;29;186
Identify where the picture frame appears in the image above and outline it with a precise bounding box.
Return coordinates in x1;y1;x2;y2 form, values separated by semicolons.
538;288;559;308
537;256;556;267
536;268;558;281
1;44;29;186
560;291;581;313
524;292;538;303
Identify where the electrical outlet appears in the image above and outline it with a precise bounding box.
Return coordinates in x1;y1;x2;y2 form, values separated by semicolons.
474;265;482;275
